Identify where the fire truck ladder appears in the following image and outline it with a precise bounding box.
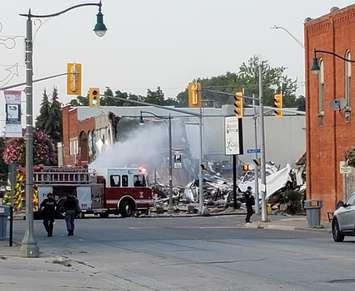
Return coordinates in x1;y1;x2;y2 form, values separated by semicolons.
33;170;91;184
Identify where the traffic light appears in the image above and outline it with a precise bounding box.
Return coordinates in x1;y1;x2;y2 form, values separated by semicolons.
187;81;201;107
242;164;250;172
67;63;82;96
89;88;100;107
274;93;283;117
234;91;244;118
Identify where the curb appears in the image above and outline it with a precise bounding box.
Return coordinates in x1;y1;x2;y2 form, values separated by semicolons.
143;211;247;218
243;222;331;232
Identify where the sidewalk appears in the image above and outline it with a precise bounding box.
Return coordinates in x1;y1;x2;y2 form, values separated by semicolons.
243;215;331;232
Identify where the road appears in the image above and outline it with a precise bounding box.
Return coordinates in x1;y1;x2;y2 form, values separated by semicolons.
1;215;355;291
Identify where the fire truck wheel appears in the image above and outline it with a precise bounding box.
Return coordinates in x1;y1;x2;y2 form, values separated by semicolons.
120;200;135;218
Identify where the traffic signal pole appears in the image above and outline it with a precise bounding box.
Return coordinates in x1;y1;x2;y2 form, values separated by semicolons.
259;65;268;222
252;95;260;216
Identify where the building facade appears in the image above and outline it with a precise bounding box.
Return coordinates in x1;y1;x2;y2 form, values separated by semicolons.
305;5;355;219
62;105;115;166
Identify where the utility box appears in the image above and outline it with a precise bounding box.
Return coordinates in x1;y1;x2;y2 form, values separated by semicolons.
304;200;322;227
0;205;9;240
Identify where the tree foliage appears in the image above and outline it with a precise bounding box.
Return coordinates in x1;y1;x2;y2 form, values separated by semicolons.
45;88;62;144
35;89;50;130
36;88;63;144
69;86;178;107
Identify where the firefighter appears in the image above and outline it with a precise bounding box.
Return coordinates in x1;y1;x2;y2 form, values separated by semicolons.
40;193;56;237
244;186;255;223
63;193;81;236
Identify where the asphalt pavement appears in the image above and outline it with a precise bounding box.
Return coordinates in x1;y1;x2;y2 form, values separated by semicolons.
0;215;354;291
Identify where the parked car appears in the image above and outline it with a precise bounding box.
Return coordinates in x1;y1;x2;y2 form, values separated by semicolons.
332;194;355;242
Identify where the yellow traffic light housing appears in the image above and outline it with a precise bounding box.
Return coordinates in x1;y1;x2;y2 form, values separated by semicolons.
187;81;201;107
234;91;244;118
274;93;283;117
67;63;82;96
89;88;100;107
242;164;250;172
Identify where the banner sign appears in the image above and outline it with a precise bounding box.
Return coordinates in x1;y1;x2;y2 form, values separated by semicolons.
4;90;22;137
224;116;243;155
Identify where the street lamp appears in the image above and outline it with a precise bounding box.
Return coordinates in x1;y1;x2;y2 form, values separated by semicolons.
270;25;304;49
19;1;107;258
311;49;355;74
139;111;174;213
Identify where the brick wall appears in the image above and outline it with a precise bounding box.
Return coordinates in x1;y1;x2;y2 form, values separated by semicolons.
61;105;95;166
305;5;355;219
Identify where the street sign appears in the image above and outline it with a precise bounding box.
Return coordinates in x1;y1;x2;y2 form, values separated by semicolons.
225;116;242;155
340;161;352;174
174;151;183;168
247;148;261;154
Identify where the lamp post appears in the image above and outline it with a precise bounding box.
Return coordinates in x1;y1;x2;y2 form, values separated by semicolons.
311;49;355;73
139;111;174;212
19;1;107;258
271;25;304;49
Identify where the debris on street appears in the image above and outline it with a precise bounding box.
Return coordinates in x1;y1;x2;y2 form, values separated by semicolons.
151;160;306;215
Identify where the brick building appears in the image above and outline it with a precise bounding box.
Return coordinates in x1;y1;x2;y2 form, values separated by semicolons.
305;5;355;219
61;105;117;166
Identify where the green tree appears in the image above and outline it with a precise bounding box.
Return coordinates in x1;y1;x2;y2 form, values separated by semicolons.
35;89;51;130
100;87;114;106
237;56;297;107
69;95;89;106
70;86;176;107
45;88;62;144
145;87;165;105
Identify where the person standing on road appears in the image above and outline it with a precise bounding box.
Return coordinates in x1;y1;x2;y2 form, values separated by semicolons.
63;193;80;236
40;193;56;237
244;186;255;223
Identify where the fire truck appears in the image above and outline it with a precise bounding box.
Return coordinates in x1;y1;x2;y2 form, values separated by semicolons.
33;166;154;218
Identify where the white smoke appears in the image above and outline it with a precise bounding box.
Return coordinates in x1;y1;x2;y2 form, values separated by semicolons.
90;123;168;174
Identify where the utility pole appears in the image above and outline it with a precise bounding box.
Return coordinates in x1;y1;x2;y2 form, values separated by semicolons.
252;95;260;216
259;65;268;222
199;105;204;214
232;154;237;209
168;114;174;213
19;1;107;258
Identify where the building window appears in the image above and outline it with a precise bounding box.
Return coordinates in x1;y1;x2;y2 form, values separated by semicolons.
345;50;352;110
318;59;325;117
69;138;78;155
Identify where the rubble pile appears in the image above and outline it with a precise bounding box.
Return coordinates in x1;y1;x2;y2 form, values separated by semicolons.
151;161;306;215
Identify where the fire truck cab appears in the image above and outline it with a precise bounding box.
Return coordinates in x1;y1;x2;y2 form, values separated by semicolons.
93;167;153;217
34;166;153;218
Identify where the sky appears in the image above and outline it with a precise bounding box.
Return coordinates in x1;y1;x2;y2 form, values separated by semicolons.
0;0;355;130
